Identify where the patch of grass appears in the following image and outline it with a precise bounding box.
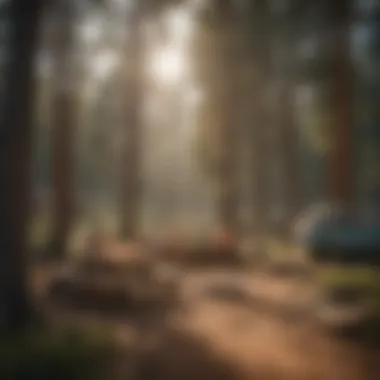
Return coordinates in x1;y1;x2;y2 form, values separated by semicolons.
0;327;113;380
315;265;380;288
266;238;304;262
332;316;380;350
29;212;51;252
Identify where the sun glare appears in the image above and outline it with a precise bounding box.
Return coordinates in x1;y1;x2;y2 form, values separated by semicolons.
150;46;186;85
148;5;193;86
165;7;192;43
81;20;102;45
92;52;118;80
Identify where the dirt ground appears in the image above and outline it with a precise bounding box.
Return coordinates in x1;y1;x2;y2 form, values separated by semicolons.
155;269;379;380
33;265;380;380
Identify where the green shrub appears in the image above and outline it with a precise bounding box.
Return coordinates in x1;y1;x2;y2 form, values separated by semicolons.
0;327;113;380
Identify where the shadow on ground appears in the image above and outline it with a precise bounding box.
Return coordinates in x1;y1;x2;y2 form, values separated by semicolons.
199;281;310;323
136;326;245;380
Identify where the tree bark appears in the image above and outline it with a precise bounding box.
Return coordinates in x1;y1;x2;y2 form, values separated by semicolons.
48;0;76;259
250;0;271;236
329;0;354;206
120;7;143;239
215;2;239;233
276;13;302;238
218;87;239;232
276;87;302;237
0;0;42;331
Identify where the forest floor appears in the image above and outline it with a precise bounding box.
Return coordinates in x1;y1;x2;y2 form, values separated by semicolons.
32;264;380;380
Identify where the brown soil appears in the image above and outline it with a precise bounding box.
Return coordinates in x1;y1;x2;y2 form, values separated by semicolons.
31;265;380;380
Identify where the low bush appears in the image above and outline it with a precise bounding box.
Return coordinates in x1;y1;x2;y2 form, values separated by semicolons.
0;327;113;380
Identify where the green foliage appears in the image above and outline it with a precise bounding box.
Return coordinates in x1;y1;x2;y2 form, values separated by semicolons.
298;89;334;154
192;101;223;181
29;212;51;252
0;328;113;380
358;148;380;191
303;106;334;153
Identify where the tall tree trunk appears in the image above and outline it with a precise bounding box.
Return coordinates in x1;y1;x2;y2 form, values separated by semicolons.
48;0;76;259
215;2;239;233
120;7;143;239
218;86;239;232
250;0;271;236
0;0;42;331
329;0;353;206
278;88;302;236
276;14;302;238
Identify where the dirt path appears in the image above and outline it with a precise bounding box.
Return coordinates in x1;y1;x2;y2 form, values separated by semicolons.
174;301;373;379
33;265;380;380
180;269;314;313
168;269;380;380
